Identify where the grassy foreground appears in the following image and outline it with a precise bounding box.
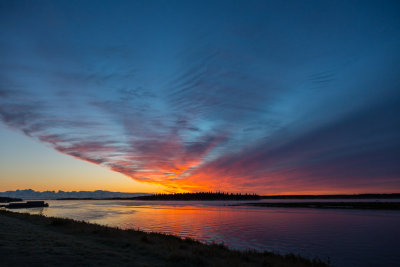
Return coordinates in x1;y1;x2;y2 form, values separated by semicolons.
0;210;329;267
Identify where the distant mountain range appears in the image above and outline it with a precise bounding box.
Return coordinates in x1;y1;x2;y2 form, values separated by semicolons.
0;189;150;199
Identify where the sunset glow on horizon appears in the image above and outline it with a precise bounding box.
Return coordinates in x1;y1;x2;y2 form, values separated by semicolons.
1;0;400;194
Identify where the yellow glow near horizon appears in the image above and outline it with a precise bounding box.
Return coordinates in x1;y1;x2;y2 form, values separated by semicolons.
0;126;166;193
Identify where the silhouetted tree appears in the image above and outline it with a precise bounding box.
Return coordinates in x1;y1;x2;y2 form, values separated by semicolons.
130;192;261;201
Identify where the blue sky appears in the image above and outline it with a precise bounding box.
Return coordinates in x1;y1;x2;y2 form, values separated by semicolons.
1;0;399;193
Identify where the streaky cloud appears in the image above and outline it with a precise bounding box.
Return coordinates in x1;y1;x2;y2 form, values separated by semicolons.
1;0;400;193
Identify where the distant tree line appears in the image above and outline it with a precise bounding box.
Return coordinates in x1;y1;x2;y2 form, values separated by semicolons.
129;192;261;201
261;193;400;199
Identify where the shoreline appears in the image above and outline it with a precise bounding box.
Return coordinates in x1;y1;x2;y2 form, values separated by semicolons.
0;210;328;266
232;202;400;210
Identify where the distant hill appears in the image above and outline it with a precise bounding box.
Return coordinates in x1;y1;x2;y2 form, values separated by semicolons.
0;189;150;200
128;192;261;201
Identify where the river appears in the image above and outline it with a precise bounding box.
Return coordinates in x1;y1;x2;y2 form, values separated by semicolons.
13;199;400;266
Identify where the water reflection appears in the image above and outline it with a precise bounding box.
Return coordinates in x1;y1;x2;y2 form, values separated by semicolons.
15;200;400;267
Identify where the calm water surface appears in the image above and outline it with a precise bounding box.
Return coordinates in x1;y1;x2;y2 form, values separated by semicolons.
16;200;400;266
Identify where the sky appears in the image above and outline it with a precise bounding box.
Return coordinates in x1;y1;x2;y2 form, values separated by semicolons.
1;0;399;194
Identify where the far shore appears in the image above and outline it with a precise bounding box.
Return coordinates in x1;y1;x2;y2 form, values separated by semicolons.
0;210;328;267
232;202;400;210
55;193;400;201
0;197;22;203
2;193;399;202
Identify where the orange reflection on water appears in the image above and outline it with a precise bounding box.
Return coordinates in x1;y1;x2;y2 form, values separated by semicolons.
16;199;400;267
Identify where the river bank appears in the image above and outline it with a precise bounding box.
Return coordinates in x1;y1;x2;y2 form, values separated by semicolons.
0;210;328;266
233;202;400;210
